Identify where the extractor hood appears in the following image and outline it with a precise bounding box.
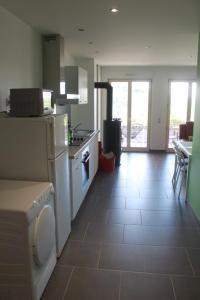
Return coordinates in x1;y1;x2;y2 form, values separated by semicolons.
43;34;86;104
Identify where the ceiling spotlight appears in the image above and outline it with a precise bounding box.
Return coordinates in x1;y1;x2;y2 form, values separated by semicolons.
110;8;119;13
78;28;85;32
88;41;93;45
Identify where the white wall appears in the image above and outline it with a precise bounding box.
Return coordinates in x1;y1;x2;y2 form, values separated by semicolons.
100;66;197;150
0;6;42;111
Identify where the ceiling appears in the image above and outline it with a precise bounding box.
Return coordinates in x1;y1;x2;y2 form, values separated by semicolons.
0;0;200;66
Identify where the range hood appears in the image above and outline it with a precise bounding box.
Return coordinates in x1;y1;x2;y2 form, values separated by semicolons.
43;34;83;104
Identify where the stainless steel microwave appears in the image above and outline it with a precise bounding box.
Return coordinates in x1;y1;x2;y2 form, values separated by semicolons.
10;88;53;117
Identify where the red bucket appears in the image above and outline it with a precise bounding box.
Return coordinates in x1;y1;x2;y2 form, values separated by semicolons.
99;154;115;172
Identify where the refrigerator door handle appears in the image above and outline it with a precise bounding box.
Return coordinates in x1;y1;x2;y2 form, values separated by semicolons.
47;118;55;159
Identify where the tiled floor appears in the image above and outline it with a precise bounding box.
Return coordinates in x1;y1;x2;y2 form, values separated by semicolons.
42;153;200;300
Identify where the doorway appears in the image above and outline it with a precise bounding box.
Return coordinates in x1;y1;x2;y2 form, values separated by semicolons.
111;80;151;151
168;81;196;149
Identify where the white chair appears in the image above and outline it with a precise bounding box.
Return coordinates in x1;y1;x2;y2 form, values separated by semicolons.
172;142;188;199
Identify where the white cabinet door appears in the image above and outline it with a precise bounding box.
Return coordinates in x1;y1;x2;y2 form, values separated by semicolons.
70;154;82;220
93;135;99;175
48;151;71;256
89;135;98;183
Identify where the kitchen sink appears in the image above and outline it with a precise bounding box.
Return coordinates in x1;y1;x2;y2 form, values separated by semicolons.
69;140;85;147
73;129;94;137
69;129;95;147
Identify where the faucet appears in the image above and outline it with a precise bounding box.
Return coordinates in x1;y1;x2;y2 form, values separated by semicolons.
73;122;82;133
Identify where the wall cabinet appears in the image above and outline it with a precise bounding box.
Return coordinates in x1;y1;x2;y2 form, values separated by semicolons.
64;66;88;104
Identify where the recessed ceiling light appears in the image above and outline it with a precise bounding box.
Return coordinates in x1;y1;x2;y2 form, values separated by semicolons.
145;45;151;49
110;8;119;13
88;41;93;45
78;28;85;32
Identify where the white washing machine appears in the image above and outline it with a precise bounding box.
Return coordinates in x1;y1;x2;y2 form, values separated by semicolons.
0;180;57;300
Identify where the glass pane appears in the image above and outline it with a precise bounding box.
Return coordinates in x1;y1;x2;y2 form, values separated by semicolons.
111;82;128;147
168;82;188;148
131;81;149;148
190;82;197;121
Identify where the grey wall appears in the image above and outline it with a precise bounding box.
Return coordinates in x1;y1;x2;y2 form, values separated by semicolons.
0;5;42;111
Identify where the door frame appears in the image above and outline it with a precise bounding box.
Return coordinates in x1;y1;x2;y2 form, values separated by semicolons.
109;79;152;152
166;79;196;151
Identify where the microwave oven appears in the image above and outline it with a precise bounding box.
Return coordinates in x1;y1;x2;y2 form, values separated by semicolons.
10;88;54;117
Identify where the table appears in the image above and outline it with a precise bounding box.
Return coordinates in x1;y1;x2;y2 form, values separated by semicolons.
173;140;192;202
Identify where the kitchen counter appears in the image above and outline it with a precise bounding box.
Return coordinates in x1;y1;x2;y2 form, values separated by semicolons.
68;130;99;159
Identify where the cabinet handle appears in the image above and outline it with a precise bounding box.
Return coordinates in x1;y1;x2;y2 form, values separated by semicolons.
82;154;91;164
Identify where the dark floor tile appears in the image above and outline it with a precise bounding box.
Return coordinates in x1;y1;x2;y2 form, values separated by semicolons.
75;206;109;224
120;272;175;300
139;189;168;198
144;246;193;275
0;286;30;300
124;225;163;245
64;267;120;300
42;265;73;300
99;243;145;272
95;196;126;209
58;241;100;268
126;196;177;211
141;210;197;227
85;223;124;243
172;277;200;300
138;180;172;190
111;188;140;198
69;221;89;241
187;248;200;275
161;227;200;247
108;209;141;225
124;225;200;247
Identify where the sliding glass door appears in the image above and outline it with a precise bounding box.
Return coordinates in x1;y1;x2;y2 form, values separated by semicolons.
168;81;197;148
111;80;151;150
130;82;150;148
111;82;128;147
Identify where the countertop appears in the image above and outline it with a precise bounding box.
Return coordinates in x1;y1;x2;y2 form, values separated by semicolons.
68;130;99;159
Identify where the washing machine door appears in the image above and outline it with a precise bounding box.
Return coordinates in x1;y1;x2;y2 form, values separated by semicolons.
33;205;55;266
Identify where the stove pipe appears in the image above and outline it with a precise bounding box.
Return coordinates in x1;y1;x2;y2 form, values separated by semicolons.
94;82;121;166
94;82;113;121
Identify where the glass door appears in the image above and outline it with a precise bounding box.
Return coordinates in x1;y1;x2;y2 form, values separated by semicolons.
111;81;128;147
111;80;150;150
130;81;150;148
190;82;197;121
168;81;197;149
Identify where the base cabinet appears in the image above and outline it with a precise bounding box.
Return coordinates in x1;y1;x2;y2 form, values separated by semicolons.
70;134;98;220
70;153;82;220
89;134;98;184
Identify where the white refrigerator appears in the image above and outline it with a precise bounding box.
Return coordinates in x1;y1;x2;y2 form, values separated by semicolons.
0;114;71;256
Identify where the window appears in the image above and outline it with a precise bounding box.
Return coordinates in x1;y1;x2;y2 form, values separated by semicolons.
168;81;196;148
